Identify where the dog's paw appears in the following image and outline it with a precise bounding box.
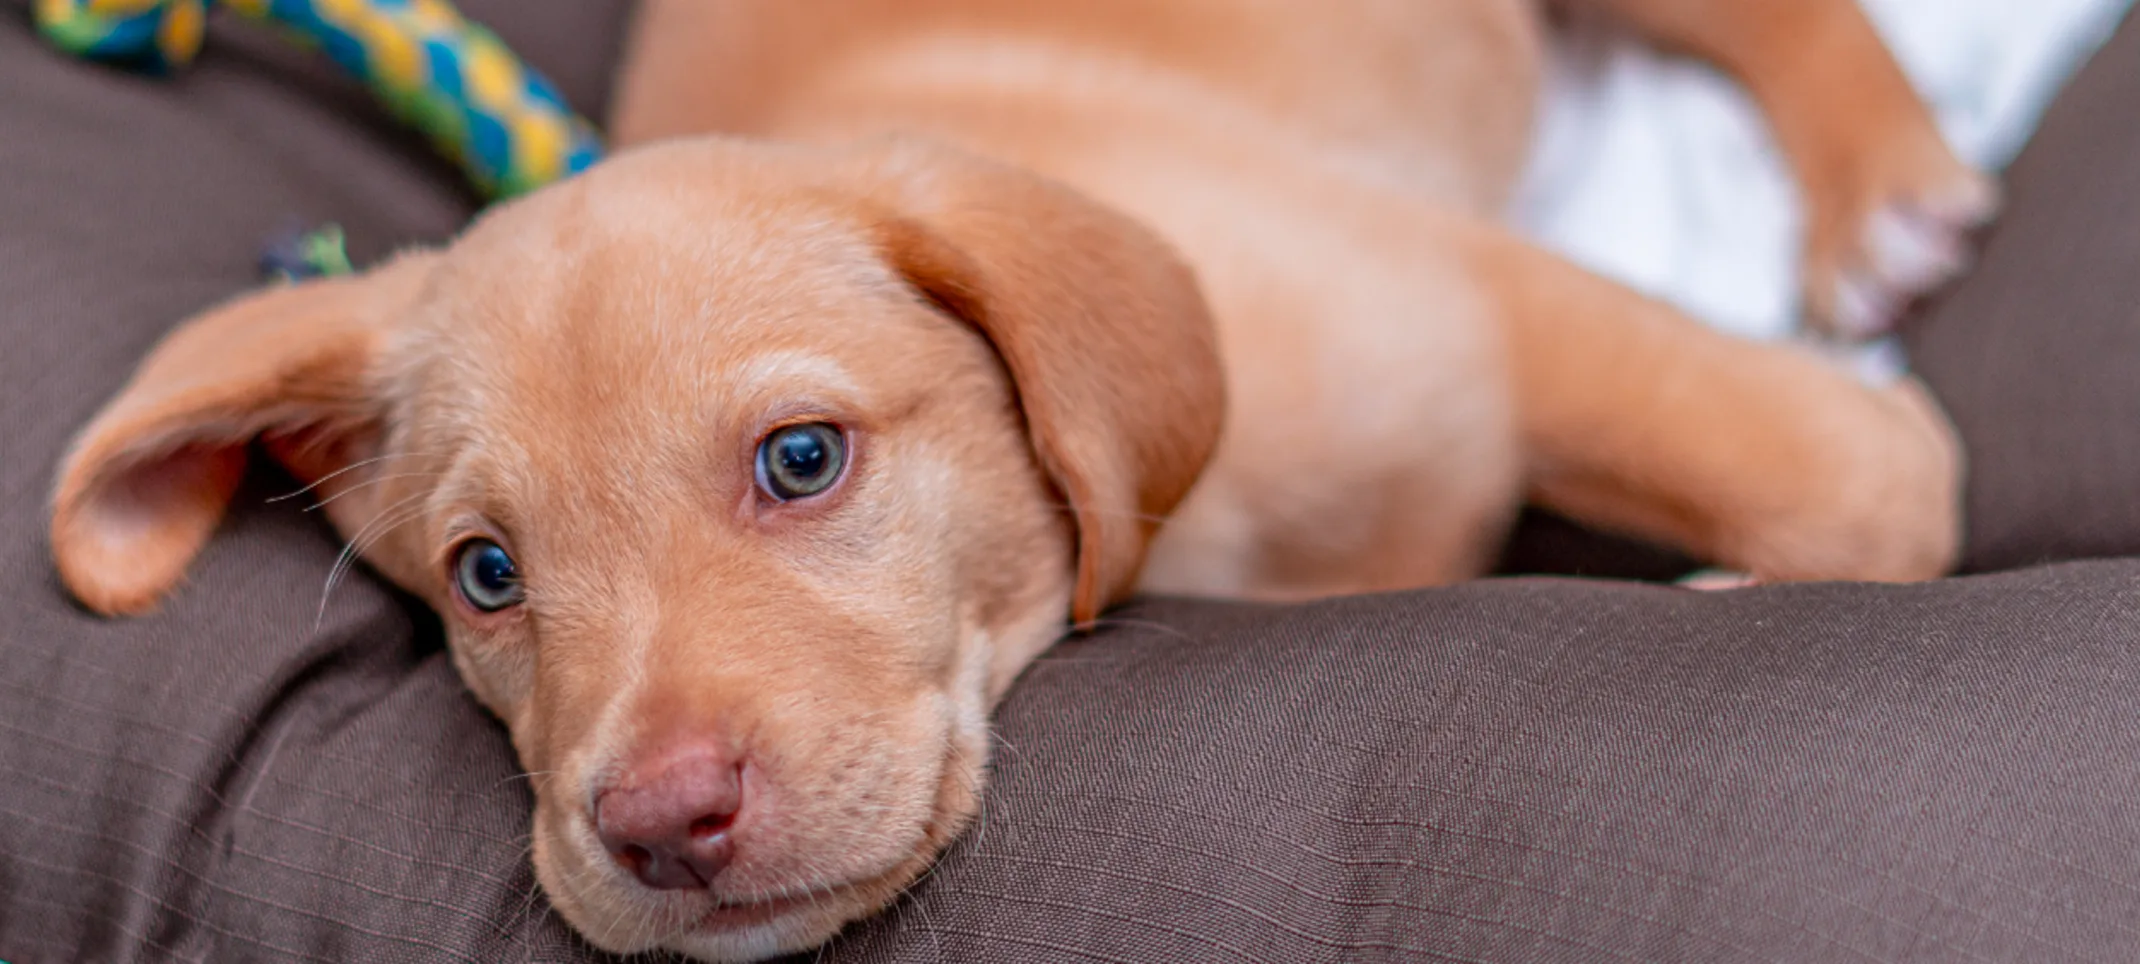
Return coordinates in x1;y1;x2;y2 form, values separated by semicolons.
1802;149;2000;341
1725;377;1963;584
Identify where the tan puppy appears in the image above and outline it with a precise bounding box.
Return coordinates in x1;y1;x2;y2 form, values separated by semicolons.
50;0;1991;959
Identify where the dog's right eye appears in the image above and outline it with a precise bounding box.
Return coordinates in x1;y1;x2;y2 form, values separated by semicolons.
452;539;525;613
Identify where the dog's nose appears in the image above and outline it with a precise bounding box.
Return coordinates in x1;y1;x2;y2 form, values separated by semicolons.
593;748;744;890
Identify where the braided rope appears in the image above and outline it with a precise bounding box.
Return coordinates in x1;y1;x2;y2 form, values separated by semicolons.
35;0;603;199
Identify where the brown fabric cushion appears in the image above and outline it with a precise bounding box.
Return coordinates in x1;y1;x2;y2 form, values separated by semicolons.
1902;11;2140;573
5;4;2140;964
833;565;2140;962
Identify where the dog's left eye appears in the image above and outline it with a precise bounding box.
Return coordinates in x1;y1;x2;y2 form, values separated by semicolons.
756;422;847;501
452;539;524;613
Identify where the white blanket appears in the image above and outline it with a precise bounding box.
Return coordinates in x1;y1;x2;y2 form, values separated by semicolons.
1511;0;2133;378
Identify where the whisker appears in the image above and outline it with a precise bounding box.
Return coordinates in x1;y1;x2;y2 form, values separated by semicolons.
912;873;946;964
303;471;444;512
264;450;437;503
506;836;553;935
986;728;1029;767
322;503;422;596
1072;615;1194;642
312;490;431;630
301;473;447;516
495;769;562;792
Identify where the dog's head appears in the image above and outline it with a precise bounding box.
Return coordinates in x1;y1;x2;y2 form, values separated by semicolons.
48;138;1224;960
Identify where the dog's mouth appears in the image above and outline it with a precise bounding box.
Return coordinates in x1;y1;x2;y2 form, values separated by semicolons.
633;787;966;956
657;851;938;953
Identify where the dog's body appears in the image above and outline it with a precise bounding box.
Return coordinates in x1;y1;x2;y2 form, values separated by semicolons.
52;1;1992;959
613;0;1984;603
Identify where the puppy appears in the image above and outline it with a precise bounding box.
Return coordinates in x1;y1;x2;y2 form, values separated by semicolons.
50;0;1990;959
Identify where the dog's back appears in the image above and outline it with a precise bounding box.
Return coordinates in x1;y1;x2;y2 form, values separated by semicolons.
612;0;1545;212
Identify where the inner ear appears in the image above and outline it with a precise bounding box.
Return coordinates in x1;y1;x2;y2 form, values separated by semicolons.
54;443;250;616
49;250;436;617
52;410;392;617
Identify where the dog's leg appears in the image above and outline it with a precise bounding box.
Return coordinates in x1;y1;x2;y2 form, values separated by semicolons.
1564;0;1999;338
1464;222;1962;582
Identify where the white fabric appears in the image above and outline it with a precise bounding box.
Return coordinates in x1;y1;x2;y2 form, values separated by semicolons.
1511;0;2133;377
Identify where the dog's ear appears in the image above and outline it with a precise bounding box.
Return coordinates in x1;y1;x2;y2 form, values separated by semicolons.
848;141;1227;624
50;251;437;616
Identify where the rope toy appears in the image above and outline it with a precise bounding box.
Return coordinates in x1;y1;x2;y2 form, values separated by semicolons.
35;0;604;201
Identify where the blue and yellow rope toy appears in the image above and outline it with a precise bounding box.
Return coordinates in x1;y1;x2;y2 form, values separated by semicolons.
35;0;604;205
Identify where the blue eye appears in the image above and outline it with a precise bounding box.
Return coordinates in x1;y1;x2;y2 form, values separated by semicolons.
452;539;524;613
756;422;847;501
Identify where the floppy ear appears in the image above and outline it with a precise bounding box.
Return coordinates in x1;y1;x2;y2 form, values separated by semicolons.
50;252;437;616
846;141;1227;624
